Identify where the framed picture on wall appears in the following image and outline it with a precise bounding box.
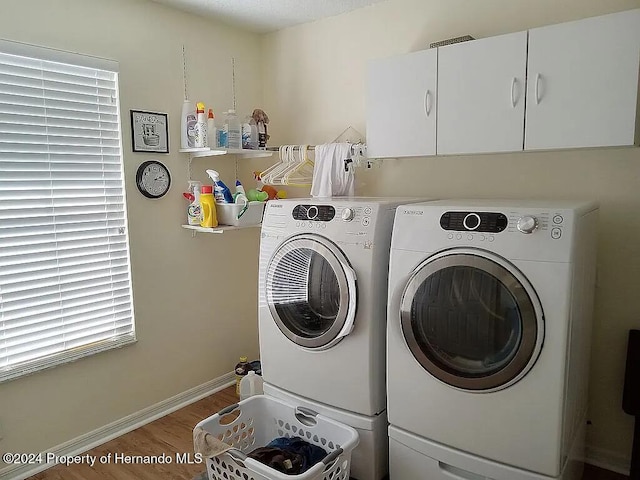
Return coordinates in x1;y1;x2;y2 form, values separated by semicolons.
130;110;169;153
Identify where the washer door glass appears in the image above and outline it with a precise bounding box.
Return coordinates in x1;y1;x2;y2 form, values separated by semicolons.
401;251;543;391
266;234;357;349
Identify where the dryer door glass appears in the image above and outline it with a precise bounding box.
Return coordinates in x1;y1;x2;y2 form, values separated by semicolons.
401;252;543;391
266;234;357;349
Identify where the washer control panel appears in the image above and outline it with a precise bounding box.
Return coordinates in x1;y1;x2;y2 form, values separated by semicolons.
440;211;508;233
290;204;375;233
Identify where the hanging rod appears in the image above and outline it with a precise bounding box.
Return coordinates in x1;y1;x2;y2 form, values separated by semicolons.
265;143;365;152
264;144;372;171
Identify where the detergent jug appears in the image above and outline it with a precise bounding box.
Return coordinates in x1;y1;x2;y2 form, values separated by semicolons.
239;371;264;400
199;185;217;228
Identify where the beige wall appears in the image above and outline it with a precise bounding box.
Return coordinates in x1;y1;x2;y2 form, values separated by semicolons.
262;0;640;468
2;0;640;472
0;0;261;459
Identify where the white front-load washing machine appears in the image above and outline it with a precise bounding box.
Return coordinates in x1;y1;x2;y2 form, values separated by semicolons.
259;197;422;480
386;200;599;480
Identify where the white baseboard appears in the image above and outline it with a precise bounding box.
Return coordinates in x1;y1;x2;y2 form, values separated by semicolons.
584;444;631;476
1;372;235;480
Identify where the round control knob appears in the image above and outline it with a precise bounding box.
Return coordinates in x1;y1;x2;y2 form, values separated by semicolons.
517;216;538;234
341;208;355;222
307;206;318;220
463;213;481;231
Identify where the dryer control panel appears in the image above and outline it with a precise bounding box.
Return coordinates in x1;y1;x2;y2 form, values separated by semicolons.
292;204;336;221
391;200;595;264
440;211;508;233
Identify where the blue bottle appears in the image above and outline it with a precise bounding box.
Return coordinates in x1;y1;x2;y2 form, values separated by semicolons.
206;169;234;203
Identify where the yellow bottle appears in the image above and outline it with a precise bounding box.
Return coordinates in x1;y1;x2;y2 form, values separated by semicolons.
199;185;218;228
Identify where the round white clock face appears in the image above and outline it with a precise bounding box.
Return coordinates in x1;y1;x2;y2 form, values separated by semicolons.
136;160;171;198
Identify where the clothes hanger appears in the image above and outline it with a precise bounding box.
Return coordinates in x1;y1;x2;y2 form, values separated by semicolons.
263;145;297;185
259;145;290;184
283;145;314;186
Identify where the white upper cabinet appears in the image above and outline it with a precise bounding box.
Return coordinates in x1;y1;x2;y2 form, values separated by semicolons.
364;9;640;158
366;48;437;158
437;31;528;155
525;9;640;150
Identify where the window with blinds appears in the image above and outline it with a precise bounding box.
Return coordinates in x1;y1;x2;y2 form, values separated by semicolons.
0;40;135;383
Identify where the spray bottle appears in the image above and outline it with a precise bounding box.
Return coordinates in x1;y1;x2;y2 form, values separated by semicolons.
206;169;234;204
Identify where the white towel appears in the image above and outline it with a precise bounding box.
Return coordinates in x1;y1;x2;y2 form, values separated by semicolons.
193;426;233;458
311;143;354;197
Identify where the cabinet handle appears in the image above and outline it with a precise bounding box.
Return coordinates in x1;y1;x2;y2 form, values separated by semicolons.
510;77;517;108
535;73;542;105
438;461;485;480
424;90;432;117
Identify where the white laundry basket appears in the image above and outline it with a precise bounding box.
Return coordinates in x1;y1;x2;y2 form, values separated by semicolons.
195;395;359;480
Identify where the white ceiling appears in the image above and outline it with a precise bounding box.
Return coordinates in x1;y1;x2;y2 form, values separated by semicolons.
150;0;387;33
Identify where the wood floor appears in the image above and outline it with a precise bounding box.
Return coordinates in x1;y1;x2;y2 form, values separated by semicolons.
27;385;628;480
29;385;238;480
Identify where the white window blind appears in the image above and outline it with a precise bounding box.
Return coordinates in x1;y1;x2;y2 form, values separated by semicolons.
0;40;135;382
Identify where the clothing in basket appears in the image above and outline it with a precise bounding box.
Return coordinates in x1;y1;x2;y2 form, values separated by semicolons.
249;436;327;474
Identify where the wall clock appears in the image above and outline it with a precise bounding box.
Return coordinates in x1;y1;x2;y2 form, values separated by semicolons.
136;160;171;199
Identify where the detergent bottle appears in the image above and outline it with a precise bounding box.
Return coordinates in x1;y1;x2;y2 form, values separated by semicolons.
234;179;246;198
233;179;248;202
194;102;207;148
206;169;234;204
181;99;196;149
232;180;249;220
199;185;217;228
183;180;202;225
207;109;217;148
242;116;252;149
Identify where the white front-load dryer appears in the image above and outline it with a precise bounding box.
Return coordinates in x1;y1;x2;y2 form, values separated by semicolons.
259;197;423;480
387;200;598;480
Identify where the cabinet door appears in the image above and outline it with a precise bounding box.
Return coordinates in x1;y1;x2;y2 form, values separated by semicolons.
366;49;437;158
437;31;528;155
526;9;640;150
